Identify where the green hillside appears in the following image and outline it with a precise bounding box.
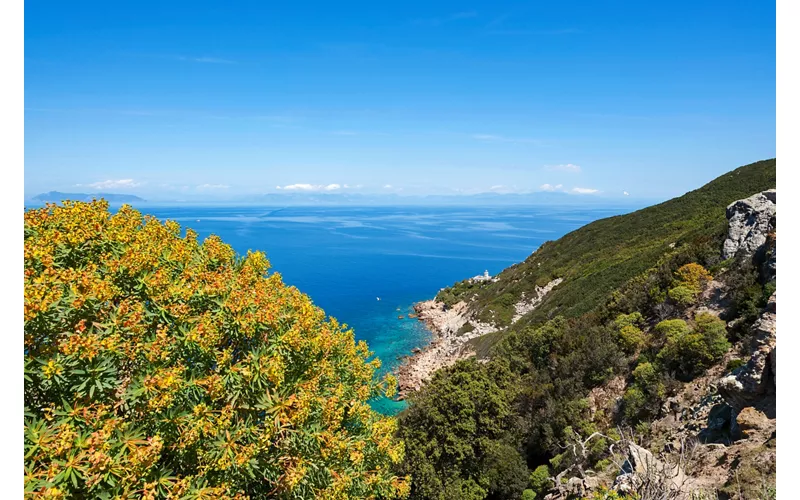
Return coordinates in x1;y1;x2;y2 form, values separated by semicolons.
439;158;776;334
399;159;777;499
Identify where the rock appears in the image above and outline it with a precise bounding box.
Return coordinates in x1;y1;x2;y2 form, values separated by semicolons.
763;232;776;282
566;477;585;497
612;473;635;494
620;444;686;492
583;476;602;490
707;403;733;433
511;278;563;323
770;346;776;384
721;189;776;260
699;403;734;443
736;407;771;439
717;293;776;413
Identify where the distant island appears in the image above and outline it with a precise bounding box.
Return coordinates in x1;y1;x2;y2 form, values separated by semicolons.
30;191;147;203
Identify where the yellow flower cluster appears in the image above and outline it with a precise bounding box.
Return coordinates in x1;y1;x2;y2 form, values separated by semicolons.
24;200;409;499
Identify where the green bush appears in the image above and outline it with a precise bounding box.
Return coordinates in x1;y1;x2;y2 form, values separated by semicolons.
619;324;646;352
657;314;730;381
521;489;537;500
482;441;530;499
614;312;647;352
529;464;551;497
623;361;668;423
653;319;691;345
622;386;648;421
668;284;697;306
632;362;658;387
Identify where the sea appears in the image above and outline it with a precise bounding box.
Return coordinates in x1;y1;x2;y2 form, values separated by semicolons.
68;204;639;414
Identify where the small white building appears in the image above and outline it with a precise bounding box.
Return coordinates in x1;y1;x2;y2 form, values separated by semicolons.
469;270;493;283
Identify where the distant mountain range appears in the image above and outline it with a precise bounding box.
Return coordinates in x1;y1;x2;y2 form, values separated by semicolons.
240;191;619;206
30;191;146;203
27;190;645;207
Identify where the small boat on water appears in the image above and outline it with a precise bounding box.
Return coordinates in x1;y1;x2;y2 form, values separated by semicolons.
377;297;381;301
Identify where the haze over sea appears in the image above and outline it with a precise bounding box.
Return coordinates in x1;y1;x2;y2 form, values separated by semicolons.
127;204;635;413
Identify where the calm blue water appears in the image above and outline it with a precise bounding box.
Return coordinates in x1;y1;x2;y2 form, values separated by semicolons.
134;205;631;413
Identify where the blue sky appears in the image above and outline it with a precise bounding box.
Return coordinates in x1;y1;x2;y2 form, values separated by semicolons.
24;0;775;201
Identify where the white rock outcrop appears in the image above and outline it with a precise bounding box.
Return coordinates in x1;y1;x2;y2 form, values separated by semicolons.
512;278;563;323
721;189;776;260
717;292;776;413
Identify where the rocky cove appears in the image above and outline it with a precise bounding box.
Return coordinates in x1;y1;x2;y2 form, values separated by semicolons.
396;277;563;399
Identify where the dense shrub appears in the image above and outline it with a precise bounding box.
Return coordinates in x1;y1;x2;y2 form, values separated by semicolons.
528;465;551;497
673;263;713;292
622;362;667;422
667;284;696;306
656;314;730;381
652;319;691;346
614;312;646;353
667;263;713;307
396;359;524;500
24;201;408;499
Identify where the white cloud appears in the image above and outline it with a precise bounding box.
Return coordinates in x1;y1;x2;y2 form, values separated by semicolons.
539;183;564;192
571;187;600;194
276;183;343;192
546;163;582;173
277;183;317;191
623;191;630;196
383;184;393;189
196;183;230;189
85;179;141;190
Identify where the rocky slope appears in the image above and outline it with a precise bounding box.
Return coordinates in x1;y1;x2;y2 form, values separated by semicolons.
566;189;777;499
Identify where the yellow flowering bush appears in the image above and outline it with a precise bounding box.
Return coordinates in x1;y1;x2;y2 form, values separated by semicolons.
24;200;409;499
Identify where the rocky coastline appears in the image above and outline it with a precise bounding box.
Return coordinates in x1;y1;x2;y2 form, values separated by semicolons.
395;299;491;399
395;278;563;400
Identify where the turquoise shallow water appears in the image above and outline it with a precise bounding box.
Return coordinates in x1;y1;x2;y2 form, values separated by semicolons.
125;205;632;414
